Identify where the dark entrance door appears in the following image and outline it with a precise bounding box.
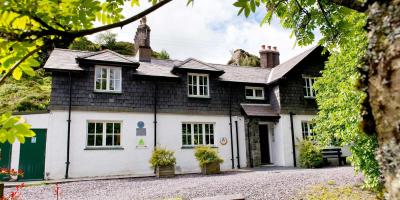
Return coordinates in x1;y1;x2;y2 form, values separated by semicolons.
19;129;47;180
259;125;271;164
0;142;12;181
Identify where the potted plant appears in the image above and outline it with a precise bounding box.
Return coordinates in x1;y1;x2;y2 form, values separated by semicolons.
194;146;223;175
149;147;176;178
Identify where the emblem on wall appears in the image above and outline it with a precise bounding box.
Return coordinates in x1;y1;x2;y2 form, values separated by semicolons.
136;121;147;149
220;137;228;145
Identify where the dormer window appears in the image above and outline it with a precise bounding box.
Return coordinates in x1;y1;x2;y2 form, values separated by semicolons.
303;76;316;98
245;86;264;100
95;66;121;93
188;73;209;98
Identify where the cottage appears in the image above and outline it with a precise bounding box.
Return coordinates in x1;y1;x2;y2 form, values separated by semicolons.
6;19;333;180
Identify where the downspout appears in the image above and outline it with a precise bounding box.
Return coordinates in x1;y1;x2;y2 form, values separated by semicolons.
289;112;297;167
229;84;234;169
235;120;240;169
154;81;158;149
247;121;253;167
65;72;72;179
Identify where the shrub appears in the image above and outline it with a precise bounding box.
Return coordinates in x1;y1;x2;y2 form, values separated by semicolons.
194;146;223;167
299;140;323;168
149;148;176;168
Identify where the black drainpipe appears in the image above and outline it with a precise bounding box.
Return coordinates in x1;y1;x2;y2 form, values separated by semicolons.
289;112;297;167
65;72;72;179
154;81;158;149
247;121;253;168
229;84;234;169
235;120;240;169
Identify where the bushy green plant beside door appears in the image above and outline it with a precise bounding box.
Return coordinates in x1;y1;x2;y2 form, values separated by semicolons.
149;148;176;178
194;146;223;175
299;140;323;168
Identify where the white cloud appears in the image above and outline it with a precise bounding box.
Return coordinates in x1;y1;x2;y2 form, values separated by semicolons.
92;0;317;64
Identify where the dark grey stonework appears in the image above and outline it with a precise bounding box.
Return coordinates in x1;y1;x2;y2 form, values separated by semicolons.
278;48;328;115
49;65;270;115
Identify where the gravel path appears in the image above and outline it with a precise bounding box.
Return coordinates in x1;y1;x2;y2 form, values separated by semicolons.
6;166;362;200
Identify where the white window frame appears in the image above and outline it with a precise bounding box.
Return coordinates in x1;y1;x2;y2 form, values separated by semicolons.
187;73;210;98
86;121;122;147
303;76;317;98
182;122;215;147
245;86;265;100
94;66;122;93
301;121;315;139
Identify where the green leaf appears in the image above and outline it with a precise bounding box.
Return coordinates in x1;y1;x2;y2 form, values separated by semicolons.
12;67;23;80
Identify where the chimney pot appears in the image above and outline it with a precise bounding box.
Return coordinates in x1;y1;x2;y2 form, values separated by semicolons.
273;46;277;51
261;45;266;50
267;46;271;50
259;45;280;68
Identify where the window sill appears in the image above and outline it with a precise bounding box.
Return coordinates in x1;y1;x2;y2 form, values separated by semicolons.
84;146;124;150
304;96;316;99
181;146;218;149
187;96;211;99
245;97;266;101
93;91;123;94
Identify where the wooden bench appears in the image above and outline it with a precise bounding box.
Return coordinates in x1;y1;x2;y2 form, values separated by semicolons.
321;148;346;166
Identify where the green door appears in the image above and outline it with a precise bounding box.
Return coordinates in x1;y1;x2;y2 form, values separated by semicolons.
0;142;12;181
19;129;46;180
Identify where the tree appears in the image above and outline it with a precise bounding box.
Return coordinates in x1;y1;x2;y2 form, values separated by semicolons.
69;37;100;52
234;0;399;197
0;0;172;143
152;49;170;59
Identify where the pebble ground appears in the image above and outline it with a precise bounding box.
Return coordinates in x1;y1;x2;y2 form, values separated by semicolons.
6;166;362;200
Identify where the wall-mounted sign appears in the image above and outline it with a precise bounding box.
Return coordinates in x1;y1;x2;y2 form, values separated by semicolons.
136;137;147;149
220;137;228;145
136;121;146;136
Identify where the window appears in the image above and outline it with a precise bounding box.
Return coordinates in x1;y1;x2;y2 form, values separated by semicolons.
301;121;315;139
188;73;209;97
87;122;121;147
303;76;316;98
182;123;214;146
245;86;265;100
95;66;121;92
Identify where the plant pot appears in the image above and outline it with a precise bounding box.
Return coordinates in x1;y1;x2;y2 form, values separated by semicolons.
156;165;175;178
201;162;220;175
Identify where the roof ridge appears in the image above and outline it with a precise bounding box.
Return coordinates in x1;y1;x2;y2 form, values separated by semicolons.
175;57;222;71
77;49;136;63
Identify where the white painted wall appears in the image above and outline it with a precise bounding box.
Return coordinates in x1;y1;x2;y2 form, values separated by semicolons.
21;111;247;179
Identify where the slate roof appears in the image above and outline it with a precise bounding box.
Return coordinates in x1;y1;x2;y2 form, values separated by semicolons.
77;49;136;64
241;104;279;117
267;46;319;83
44;47;319;84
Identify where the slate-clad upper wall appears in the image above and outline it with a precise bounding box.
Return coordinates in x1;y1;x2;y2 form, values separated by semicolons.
50;64;270;116
278;49;328;115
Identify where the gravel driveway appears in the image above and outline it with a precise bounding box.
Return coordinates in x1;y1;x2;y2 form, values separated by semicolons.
6;166;362;200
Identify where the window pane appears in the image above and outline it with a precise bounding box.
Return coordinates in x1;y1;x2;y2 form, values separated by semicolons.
96;123;103;134
204;85;208;96
114;135;120;146
199;85;204;95
114;69;121;79
106;123;113;134
110;80;115;90
110;69;115;79
198;124;203;144
87;135;94;146
95;79;101;90
114;123;121;133
246;89;253;97
101;68;107;78
255;89;263;97
88;123;95;133
95;68;101;79
95;135;103;146
106;135;113;146
204;76;208;86
101;79;107;90
114;80;121;91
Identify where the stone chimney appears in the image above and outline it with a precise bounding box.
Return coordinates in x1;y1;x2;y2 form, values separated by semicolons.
259;45;280;68
134;17;152;62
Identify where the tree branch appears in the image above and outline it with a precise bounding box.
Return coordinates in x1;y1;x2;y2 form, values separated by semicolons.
330;0;375;12
0;46;44;85
69;0;172;37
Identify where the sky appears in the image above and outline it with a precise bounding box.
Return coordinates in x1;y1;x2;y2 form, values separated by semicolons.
90;0;318;64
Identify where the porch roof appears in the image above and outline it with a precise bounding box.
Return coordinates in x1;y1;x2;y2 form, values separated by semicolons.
240;104;279;117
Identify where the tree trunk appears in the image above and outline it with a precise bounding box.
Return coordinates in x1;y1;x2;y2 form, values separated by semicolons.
364;0;400;198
